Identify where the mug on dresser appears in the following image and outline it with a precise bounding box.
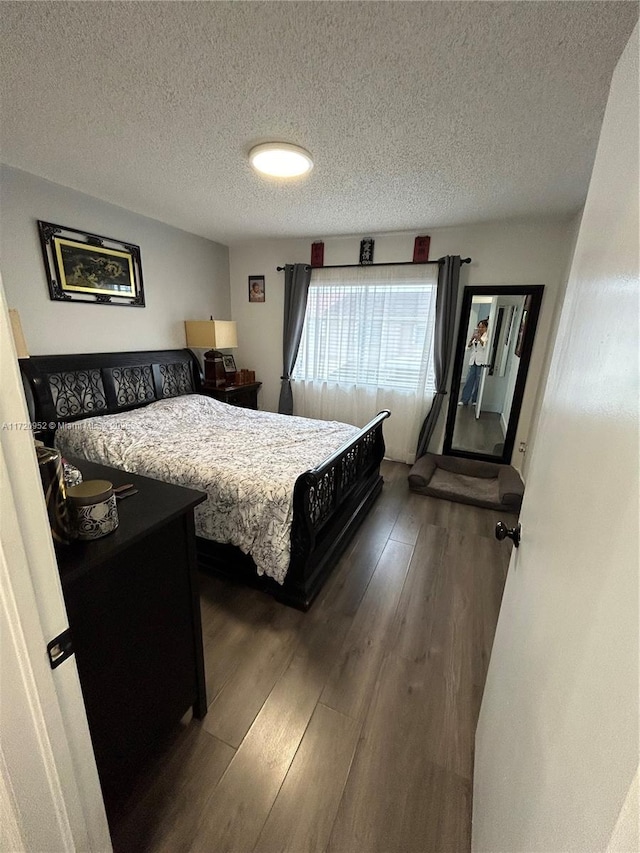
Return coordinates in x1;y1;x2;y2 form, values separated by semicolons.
66;480;119;541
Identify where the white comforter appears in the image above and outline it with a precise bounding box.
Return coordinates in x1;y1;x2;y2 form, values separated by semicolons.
55;395;358;583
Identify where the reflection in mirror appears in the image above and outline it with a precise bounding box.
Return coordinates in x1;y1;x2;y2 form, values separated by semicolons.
453;295;526;456
444;286;543;464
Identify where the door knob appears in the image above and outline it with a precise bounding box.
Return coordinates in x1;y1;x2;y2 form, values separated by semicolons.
495;521;521;547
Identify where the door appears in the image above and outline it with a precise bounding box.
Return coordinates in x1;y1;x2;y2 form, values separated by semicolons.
474;297;498;420
0;280;111;851
472;26;638;852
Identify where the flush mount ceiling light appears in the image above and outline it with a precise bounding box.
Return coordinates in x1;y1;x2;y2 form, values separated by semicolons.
249;142;314;178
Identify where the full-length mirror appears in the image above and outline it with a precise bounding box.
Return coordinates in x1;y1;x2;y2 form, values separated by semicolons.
443;285;544;464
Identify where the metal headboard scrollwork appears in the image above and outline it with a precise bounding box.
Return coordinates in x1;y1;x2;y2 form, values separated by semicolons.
48;369;108;419
110;365;155;406
19;349;203;442
159;361;194;398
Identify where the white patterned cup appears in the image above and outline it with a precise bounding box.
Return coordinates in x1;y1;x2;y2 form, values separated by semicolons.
67;480;119;541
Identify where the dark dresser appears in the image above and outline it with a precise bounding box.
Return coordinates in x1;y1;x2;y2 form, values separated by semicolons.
55;459;207;813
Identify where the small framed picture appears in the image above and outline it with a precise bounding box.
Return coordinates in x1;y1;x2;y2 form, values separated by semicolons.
359;238;374;265
413;235;430;262
248;275;265;302
222;354;236;376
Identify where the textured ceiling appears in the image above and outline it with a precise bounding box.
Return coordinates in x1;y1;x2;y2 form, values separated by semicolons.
1;2;637;244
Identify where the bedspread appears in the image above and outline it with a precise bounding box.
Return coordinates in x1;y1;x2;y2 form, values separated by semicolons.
55;394;358;583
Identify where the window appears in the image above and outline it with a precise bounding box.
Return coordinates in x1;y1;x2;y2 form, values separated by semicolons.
292;264;438;464
294;265;437;393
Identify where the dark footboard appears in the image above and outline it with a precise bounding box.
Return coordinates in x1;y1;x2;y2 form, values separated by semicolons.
196;410;390;610
282;410;390;608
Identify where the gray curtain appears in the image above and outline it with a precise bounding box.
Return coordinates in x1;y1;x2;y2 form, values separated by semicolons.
416;255;461;457
278;263;312;414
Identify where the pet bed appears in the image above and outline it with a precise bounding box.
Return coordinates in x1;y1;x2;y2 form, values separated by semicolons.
408;453;524;511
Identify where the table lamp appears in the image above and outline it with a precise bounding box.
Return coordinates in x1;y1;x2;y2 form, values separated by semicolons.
185;319;237;388
9;309;29;359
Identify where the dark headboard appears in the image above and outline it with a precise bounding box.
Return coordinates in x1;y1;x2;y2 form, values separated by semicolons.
20;349;203;440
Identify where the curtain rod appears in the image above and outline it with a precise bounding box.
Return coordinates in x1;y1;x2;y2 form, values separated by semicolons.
276;258;471;271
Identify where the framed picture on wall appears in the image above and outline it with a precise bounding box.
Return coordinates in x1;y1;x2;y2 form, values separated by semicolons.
248;275;265;302
38;221;145;307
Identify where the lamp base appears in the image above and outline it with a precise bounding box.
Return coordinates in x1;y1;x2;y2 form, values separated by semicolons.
203;350;226;388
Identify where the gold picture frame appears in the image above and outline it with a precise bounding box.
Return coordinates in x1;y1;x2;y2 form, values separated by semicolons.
38;221;145;306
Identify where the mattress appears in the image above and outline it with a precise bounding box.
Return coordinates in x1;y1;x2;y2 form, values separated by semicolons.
55;394;358;583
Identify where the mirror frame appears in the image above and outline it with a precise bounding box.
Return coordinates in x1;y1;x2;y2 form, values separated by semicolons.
443;284;544;464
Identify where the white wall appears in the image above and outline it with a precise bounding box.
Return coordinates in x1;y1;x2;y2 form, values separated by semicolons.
0;166;230;354
229;219;574;472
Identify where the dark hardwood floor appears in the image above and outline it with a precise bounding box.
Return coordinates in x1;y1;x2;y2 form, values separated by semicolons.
110;461;516;853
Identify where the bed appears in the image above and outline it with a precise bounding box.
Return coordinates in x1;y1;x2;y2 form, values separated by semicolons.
20;349;389;609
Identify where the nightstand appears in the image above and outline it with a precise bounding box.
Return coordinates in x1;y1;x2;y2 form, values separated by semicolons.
201;381;262;409
55;458;207;815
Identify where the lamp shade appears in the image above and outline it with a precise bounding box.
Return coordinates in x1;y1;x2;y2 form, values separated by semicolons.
9;309;29;358
185;320;237;350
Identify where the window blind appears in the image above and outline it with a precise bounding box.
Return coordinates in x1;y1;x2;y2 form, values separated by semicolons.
293;264;437;394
